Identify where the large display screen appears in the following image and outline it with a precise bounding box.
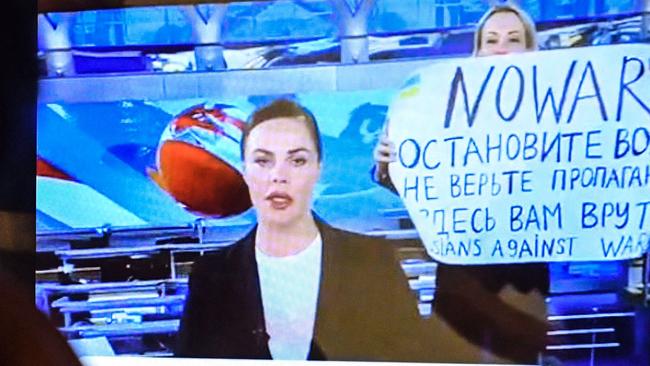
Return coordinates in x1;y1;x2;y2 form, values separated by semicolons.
36;1;650;365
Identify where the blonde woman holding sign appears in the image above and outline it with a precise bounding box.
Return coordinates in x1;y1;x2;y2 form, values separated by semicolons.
372;3;549;364
373;4;539;181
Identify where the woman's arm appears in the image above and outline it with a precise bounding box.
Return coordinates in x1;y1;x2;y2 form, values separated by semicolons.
433;264;548;363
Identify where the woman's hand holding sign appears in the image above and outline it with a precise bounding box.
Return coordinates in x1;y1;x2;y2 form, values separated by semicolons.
373;131;396;179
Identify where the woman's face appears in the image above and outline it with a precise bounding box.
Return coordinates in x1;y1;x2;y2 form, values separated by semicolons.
243;117;321;227
478;11;527;56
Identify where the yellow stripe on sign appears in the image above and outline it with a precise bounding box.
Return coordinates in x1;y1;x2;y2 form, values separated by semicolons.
398;86;420;99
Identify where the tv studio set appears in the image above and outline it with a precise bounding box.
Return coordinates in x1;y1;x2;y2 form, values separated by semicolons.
34;0;649;365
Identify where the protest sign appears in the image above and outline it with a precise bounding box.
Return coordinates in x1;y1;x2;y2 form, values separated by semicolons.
388;44;650;264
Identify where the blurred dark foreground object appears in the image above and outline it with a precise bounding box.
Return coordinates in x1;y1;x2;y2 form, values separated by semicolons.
1;1;80;362
0;269;82;366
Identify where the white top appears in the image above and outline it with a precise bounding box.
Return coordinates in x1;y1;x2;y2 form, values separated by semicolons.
255;233;323;360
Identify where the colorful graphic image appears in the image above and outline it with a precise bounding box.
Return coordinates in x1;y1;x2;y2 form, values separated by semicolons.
147;104;251;217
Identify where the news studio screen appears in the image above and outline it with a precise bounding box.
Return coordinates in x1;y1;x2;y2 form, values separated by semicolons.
36;0;650;365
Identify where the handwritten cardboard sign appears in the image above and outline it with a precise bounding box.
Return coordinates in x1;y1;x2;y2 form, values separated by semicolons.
387;44;650;264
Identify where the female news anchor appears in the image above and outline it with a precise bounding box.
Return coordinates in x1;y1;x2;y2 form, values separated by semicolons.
175;99;434;361
371;3;549;364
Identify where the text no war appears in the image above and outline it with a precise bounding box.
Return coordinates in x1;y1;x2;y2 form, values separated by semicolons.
442;55;649;128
